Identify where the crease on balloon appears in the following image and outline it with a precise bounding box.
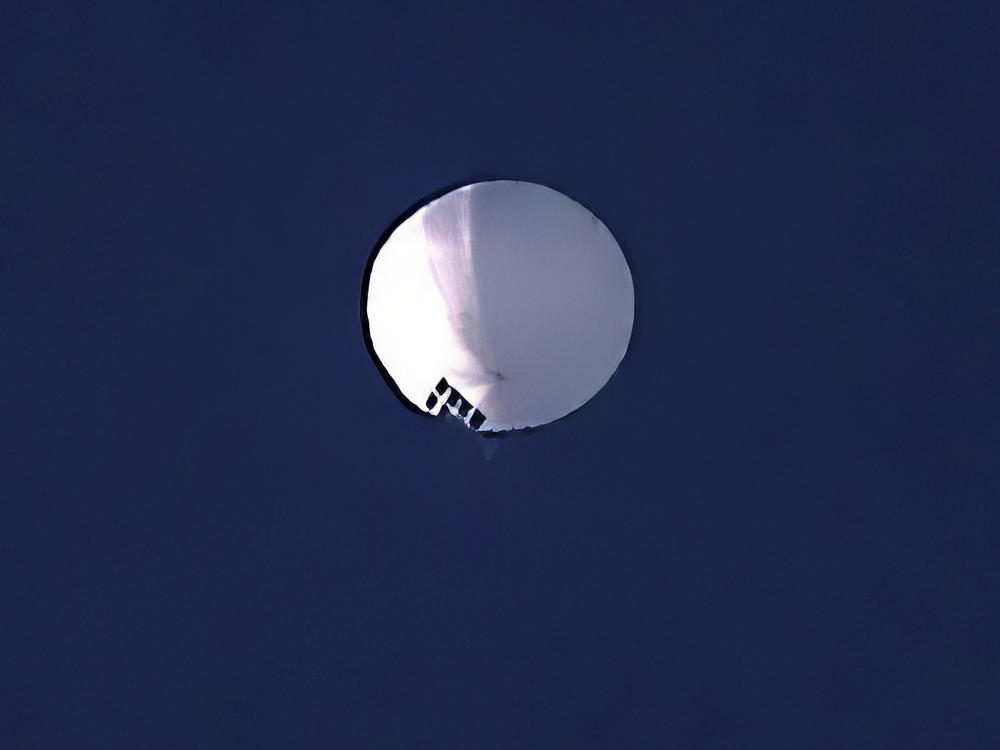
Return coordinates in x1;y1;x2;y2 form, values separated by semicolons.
421;187;500;409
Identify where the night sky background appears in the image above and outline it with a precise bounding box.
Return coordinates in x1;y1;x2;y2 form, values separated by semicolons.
3;2;999;747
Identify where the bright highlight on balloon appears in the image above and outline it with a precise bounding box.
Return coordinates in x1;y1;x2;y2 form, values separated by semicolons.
362;180;634;432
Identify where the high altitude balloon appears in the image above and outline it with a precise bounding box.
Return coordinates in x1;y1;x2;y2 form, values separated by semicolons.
362;180;634;432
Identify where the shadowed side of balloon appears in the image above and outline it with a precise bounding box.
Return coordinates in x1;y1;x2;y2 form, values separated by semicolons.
466;182;636;437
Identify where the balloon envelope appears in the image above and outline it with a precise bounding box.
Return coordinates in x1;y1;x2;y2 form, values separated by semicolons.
363;180;634;432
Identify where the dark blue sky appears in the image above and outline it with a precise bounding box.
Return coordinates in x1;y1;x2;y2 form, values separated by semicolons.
3;2;998;747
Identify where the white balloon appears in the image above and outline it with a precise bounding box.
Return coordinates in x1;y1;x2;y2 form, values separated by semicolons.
363;180;634;432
